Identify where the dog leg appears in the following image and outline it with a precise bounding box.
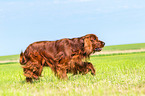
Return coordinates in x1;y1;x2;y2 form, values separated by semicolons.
26;77;32;83
86;62;96;75
55;65;68;80
23;61;42;82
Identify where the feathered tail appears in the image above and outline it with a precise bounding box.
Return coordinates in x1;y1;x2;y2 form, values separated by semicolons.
20;52;27;65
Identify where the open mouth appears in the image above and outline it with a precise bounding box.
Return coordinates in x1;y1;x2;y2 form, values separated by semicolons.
94;48;102;52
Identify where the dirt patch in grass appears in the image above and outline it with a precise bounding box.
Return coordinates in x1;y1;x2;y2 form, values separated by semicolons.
93;49;145;55
0;60;19;63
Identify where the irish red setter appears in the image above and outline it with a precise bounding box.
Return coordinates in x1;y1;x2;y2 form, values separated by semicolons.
20;34;105;82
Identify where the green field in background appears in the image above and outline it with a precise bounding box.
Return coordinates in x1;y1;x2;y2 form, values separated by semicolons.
103;43;145;51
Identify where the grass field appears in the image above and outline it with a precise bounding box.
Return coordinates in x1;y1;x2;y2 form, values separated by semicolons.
0;55;19;61
0;52;145;96
103;43;145;51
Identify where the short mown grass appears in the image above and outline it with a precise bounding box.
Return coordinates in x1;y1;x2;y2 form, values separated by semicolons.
0;52;145;96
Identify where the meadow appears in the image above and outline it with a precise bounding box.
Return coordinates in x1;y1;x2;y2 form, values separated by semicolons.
0;55;19;61
0;51;145;96
103;43;145;51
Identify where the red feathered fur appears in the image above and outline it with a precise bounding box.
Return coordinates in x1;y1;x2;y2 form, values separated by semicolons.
20;34;105;82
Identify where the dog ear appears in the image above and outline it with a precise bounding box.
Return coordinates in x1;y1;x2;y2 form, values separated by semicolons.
84;37;92;55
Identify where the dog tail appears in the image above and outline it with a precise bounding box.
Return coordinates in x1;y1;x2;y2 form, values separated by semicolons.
20;51;27;65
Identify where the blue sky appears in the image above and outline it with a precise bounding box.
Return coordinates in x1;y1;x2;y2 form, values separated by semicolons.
0;0;145;56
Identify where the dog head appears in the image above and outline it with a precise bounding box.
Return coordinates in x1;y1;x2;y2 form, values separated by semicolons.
84;34;105;55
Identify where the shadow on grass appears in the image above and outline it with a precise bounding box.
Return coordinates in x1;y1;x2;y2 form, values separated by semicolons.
0;62;18;65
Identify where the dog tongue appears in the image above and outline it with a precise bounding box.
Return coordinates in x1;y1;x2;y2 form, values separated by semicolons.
96;48;102;51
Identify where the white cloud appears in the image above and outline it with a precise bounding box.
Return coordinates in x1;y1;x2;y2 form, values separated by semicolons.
121;5;129;9
68;0;93;2
0;0;93;7
73;0;93;2
0;9;3;12
52;0;93;4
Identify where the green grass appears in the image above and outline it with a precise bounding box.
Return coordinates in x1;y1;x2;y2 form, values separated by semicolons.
103;43;145;51
0;54;19;61
0;52;145;96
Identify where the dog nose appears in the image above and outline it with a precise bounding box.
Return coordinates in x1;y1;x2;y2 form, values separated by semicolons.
102;42;105;45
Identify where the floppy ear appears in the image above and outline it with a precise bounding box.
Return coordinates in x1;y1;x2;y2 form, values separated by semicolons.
84;37;93;55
